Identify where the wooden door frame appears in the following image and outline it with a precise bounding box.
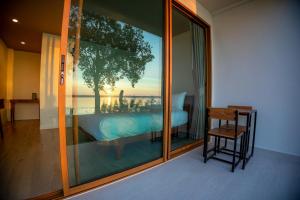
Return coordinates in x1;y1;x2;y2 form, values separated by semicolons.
58;0;71;196
58;0;171;197
58;0;211;197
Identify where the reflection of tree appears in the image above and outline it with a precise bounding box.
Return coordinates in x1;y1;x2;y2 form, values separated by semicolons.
70;7;154;113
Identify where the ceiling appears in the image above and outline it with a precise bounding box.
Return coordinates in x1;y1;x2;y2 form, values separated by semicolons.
0;0;164;53
0;0;244;53
0;0;64;53
197;0;246;14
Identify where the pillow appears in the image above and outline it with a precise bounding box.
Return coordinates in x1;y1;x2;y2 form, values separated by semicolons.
172;92;187;111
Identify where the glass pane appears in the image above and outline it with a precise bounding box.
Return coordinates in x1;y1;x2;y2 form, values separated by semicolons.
66;0;164;186
171;8;206;151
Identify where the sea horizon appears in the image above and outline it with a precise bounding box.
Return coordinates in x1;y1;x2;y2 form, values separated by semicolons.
71;94;161;98
67;96;162;115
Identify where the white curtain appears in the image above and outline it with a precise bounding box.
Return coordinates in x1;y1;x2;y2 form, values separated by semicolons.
190;23;206;139
39;33;61;129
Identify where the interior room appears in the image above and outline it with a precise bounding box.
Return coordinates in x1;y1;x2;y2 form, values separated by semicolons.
0;0;299;200
0;1;64;199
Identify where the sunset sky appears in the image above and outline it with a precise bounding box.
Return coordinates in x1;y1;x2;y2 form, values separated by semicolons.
76;31;163;97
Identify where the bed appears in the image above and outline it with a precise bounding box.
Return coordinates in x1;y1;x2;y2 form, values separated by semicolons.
77;95;194;158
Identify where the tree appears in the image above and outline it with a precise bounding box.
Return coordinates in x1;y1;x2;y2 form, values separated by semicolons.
70;8;154;113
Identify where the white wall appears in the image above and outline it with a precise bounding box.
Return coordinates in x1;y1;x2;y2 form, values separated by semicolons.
172;30;194;95
6;49;14;121
13;50;40;120
0;39;8;125
0;39;8;100
213;0;300;156
40;33;60;129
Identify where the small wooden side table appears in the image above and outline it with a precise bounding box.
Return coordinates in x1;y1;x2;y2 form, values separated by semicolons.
10;99;40;124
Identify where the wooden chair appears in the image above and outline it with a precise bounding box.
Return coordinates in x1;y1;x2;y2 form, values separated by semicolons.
220;105;253;169
218;105;252;148
203;108;246;172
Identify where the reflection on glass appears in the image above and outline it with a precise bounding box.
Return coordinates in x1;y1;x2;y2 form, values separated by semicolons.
171;8;206;151
66;0;164;186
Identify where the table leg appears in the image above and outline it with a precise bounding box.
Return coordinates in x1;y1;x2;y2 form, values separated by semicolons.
242;113;250;169
0;114;3;139
10;103;14;124
246;114;252;154
251;111;257;157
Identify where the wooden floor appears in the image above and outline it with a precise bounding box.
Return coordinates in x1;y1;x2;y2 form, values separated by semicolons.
0;120;62;200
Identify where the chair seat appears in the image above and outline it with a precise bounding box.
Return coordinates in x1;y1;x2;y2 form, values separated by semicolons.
208;127;244;139
220;124;247;132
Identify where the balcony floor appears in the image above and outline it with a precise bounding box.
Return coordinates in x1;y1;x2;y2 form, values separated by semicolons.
69;145;300;200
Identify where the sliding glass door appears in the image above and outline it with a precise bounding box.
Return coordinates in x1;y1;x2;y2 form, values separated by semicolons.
61;0;165;189
170;7;206;152
58;0;210;196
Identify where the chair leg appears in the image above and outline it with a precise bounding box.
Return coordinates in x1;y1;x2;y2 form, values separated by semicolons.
239;135;244;161
232;138;237;172
214;136;217;156
224;138;227;148
242;132;247;169
203;134;208;163
246;130;250;153
217;137;221;152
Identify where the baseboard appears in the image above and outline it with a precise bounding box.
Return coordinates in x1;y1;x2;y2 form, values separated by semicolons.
213;138;300;158
254;144;300;158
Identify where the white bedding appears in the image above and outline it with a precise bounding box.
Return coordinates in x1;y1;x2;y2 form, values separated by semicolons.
78;110;188;141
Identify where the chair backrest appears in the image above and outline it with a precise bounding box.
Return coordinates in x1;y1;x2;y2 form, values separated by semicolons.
207;108;237;120
228;105;252;111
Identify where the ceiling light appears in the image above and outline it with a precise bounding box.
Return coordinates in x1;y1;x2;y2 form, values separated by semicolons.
12;18;19;23
20;41;26;45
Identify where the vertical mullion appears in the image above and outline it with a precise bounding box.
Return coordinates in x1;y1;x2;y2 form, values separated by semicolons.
168;0;173;159
59;0;71;196
163;0;172;161
206;27;212;108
